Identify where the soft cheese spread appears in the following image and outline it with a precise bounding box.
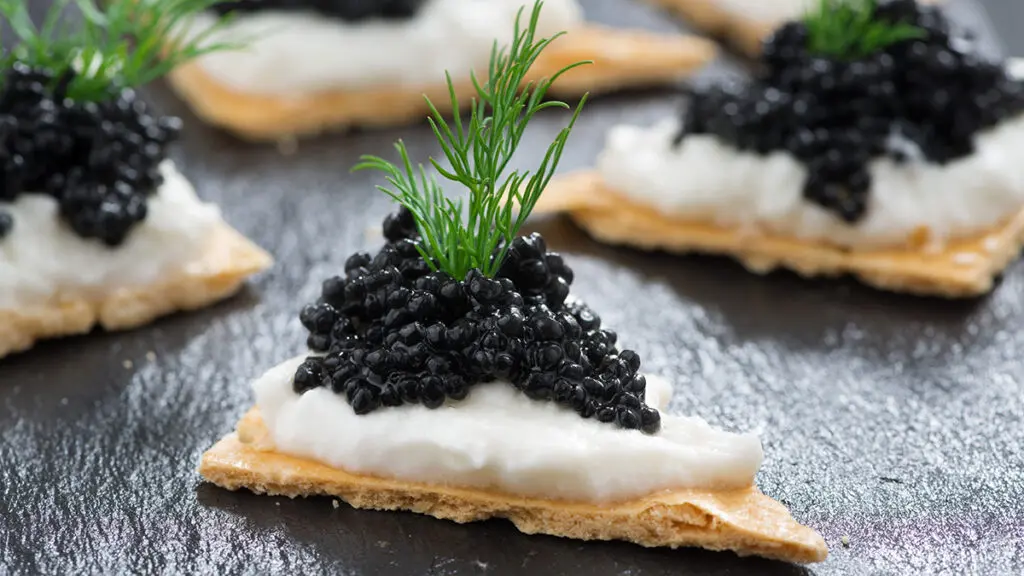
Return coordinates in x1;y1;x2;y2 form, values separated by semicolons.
0;162;222;309
597;114;1024;249
255;356;764;502
185;0;584;95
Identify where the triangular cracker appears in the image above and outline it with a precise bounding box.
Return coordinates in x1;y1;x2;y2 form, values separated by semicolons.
534;171;1024;298
641;0;944;56
200;408;827;564
0;224;272;358
166;26;716;140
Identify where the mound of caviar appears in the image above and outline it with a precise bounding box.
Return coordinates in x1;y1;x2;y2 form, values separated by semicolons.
210;0;428;21
0;63;180;245
294;208;662;434
676;0;1024;223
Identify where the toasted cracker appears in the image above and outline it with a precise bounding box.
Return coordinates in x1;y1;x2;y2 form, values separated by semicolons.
166;25;716;141
534;171;1024;298
642;0;943;56
199;408;827;564
0;224;272;358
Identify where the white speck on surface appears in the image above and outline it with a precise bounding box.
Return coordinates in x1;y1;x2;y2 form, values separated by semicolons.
146;351;157;362
332;499;339;509
842;535;850;547
60;398;68;406
474;560;489;570
122;360;133;369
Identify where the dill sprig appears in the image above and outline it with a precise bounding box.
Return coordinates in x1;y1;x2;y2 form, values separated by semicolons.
0;0;236;101
803;0;925;60
355;1;589;280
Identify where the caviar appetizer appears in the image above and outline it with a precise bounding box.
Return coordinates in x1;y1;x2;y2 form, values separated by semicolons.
0;0;272;358
198;5;826;563
535;0;1024;297
163;0;716;141
643;0;942;56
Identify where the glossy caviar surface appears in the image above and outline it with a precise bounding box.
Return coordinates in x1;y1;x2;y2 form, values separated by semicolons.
676;0;1024;223
294;208;662;433
210;0;430;21
0;63;179;245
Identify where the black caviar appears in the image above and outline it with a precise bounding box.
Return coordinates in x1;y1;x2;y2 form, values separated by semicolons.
676;0;1024;223
0;63;179;245
294;208;662;434
210;0;429;21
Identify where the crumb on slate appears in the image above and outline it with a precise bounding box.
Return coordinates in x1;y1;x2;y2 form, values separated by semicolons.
146;351;156;362
841;535;850;547
332;499;340;509
122;360;133;369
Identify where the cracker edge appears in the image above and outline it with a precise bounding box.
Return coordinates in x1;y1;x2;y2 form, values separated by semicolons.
642;0;770;56
0;224;273;358
198;409;828;565
165;25;716;141
534;171;1024;298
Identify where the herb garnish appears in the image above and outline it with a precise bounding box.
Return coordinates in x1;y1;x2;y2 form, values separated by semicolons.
803;0;925;60
0;0;235;101
355;1;589;280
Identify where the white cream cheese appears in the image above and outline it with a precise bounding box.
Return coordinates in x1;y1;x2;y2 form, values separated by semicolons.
713;0;814;24
597;114;1024;249
184;0;584;96
0;161;222;309
255;356;764;502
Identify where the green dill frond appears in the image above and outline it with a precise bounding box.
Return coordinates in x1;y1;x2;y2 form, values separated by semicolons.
355;0;589;280
0;0;237;101
803;0;925;60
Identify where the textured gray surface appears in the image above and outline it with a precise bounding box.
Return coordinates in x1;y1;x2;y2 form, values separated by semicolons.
2;0;1024;574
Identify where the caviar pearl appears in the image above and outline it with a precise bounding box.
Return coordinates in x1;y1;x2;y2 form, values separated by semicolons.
0;212;13;238
292;211;663;433
677;1;1024;224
